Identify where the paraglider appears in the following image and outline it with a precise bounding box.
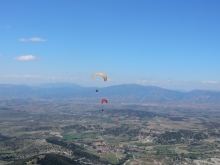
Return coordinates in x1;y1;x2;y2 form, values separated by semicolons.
92;72;107;92
92;72;107;81
101;99;108;104
115;118;120;125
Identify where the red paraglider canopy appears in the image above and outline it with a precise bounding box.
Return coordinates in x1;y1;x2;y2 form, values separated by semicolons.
116;118;120;121
100;98;108;104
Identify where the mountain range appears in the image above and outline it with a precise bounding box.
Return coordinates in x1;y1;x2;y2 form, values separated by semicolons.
0;83;220;104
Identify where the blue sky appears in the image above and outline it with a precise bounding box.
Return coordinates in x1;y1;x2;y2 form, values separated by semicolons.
0;0;220;90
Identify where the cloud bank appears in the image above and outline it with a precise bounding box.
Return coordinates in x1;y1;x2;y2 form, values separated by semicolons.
19;37;46;42
13;55;40;61
0;75;41;79
0;75;62;80
201;81;219;84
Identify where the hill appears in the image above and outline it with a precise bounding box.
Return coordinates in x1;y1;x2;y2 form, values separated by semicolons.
0;83;220;104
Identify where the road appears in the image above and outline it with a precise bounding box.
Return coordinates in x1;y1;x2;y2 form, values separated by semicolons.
124;159;130;165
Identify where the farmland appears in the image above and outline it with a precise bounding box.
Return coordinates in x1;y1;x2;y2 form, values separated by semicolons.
1;98;220;164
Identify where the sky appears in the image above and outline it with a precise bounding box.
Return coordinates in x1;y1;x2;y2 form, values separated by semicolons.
0;0;220;91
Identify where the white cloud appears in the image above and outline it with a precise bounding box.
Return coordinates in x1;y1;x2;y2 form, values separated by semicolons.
19;37;46;42
0;75;63;80
23;75;42;79
13;55;40;61
137;79;148;83
47;77;62;80
0;75;42;79
68;77;79;81
107;78;114;82
137;79;160;84
201;80;219;84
